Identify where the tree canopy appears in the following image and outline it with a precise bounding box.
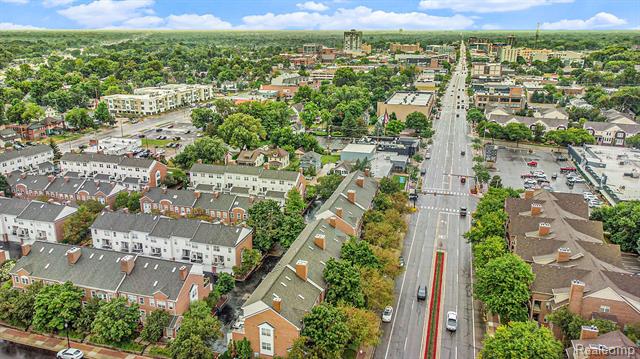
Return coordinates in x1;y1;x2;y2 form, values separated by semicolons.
481;321;563;359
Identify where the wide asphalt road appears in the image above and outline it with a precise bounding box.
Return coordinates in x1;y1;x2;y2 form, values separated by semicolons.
375;43;482;359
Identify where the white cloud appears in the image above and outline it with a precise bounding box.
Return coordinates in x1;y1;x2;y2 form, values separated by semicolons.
0;0;28;4
0;22;43;29
296;1;329;11
119;16;163;28
540;12;627;30
42;0;74;7
481;24;501;30
164;14;232;30
418;0;573;13
58;0;155;28
241;6;474;30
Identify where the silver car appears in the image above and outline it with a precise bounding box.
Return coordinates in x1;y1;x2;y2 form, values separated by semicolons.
446;311;458;332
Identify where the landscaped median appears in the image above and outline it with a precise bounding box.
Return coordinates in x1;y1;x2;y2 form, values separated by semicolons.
423;250;446;359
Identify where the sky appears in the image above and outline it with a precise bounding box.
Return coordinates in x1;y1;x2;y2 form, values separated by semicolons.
0;0;639;31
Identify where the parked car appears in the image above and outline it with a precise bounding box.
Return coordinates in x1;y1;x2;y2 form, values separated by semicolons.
417;285;427;301
556;156;568;161
560;167;577;173
527;161;538;167
57;348;84;359
446;311;458;332
399;256;405;268
382;306;393;323
459;207;467;216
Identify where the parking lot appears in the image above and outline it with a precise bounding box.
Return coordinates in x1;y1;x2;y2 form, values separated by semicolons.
136;121;199;159
491;147;590;195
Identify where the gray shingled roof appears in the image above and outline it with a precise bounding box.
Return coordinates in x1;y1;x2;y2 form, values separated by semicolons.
192;223;251;247
91;211;161;233
45;177;85;195
316;170;377;226
7;174;52;191
117;256;192;300
0;145;52;163
16;201;74;222
61;153;155;169
143;188;197;207
193;192;236;212
0;197;30;216
190;163;300;182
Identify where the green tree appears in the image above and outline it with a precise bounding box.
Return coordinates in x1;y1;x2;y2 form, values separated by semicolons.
466;108;486;124
93;101;114;125
284;188;305;215
340;305;381;347
6;101;26;123
405;111;433;137
215;273;236;295
21;102;44;123
333;68;358;87
341;238;380;269
62;201;104;245
74;298;102;334
481;321;563;359
247;200;284;252
300;303;350;357
489;175;503;188
590;201;640;254
503;122;533;145
32;282;83;333
114;191;130;210
0;260;16;282
49;138;61;162
169;301;221;359
379;177;401;194
548;308;619;341
190;107;222;130
127;192;141;212
91;297;140;344
65;107;93;129
385;120;405;136
217;113;265;149
316;174;343;200
0;173;11;197
472;235;507;270
173;136;227;169
278;212;305;249
474;253;534;322
140;309;170;343
360;267;394;311
8;282;43;328
545;128;595;146
300;102;319;129
323;259;365;308
627;134;640;149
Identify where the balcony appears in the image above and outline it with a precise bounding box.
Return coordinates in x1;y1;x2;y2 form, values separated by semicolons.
190;258;203;264
102;244;113;250
150;251;162;257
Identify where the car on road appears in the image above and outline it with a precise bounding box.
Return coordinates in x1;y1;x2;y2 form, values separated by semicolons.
399;256;405;267
527;161;538;167
57;348;84;359
459;207;467;216
425;153;431;159
556;156;568;161
560;167;577;173
382;306;393;323
460;150;465;156
446;311;458;332
420;169;426;176
417;285;427;301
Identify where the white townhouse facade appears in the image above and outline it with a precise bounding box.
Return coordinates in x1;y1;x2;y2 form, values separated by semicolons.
189;163;306;199
60;153;167;187
0;198;77;244
0;145;54;175
90;211;253;273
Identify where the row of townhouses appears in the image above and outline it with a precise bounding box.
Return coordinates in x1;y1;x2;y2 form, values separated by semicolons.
102;84;215;116
8;241;211;337
0;198;77;243
0;144;54;175
90;211;253;273
60;152;168;188
232;171;378;357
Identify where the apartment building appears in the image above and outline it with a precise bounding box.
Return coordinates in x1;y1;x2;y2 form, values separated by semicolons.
0;198;77;244
0;145;54;175
583;121;640;146
389;42;422;53
60;153;167;188
189;164;305;200
90;211;253;273
376;91;435;122
232;171;377;357
10;241;211;336
139;187;266;223
343;29;363;53
103;84;214;116
499;45;519;63
486;114;568;134
473;83;526;109
506;190;640;329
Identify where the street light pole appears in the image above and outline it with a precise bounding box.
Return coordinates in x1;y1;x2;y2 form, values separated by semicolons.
64;321;70;349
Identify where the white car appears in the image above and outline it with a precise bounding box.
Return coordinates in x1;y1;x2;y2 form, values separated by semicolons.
382;306;393;323
57;348;84;359
446;311;458;332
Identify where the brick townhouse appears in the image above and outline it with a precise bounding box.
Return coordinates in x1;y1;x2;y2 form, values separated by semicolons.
139;187;265;224
506;190;640;330
232;171;377;357
0;144;54;175
60;153;167;188
189;163;305;204
566;326;640;359
0;198;77;244
91;211;253;273
10;241;211;337
8;173;126;208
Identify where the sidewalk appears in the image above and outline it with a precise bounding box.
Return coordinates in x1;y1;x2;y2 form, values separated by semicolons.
0;326;151;359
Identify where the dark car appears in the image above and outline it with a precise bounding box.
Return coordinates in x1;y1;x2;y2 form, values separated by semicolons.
417;285;427;301
459;207;467;216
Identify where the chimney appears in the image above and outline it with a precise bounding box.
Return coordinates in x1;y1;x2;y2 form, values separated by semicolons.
314;234;326;250
65;247;81;265
194;191;201;199
162;187;167;194
538;222;551;236
335;207;343;218
364;168;370;177
295;259;308;281
568;279;585;315
579;325;599;340
531;203;543;216
556;247;571;263
214;191;220;198
179;265;188;280
272;297;282;313
94;180;100;187
524;188;535;199
47;175;55;182
21;244;32;256
347;190;356;204
126;152;133;158
329;216;337;228
356;176;364;188
120;255;135;275
263;163;270;170
197;159;203;164
64;176;70;183
141;186;150;194
20;172;27;179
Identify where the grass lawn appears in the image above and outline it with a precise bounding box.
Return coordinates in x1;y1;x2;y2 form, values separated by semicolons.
148;345;171;358
48;132;83;143
321;154;340;165
392;175;408;187
142;138;172;147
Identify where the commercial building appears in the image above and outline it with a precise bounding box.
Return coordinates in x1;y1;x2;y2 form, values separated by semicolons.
343;29;363;53
91;211;253;273
10;241;211;337
103;84;214;116
340;144;376;163
60;153;167;188
0;198;77;244
376;91;435;121
84;137;142;156
498;45;519;63
583;122;640;146
506;190;640;328
390;42;422;53
302;43;322;55
473;83;526;109
471;62;502;78
232;171;377;357
189;164;305;200
0;145;54;175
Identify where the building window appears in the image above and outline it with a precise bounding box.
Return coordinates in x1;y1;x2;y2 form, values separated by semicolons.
600;305;610;313
20;276;29;285
139;297;144;305
261;328;271;337
261;342;272;352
